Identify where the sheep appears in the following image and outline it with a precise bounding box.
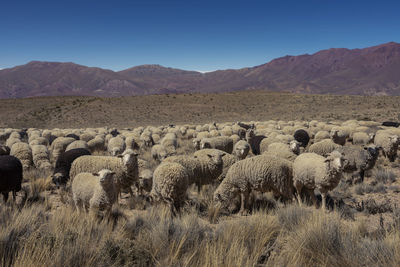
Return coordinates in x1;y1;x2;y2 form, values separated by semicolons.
330;129;347;146
213;155;293;215
29;137;49;146
70;149;139;198
150;162;189;216
31;145;52;170
0;145;10;156
314;131;331;143
79;133;95;142
232;140;250;160
72;169;118;217
87;137;105;153
137;169;153;195
200;136;233;154
125;136;139;150
237;121;255;130
10;142;33;169
382;121;400;128
6;137;21;149
374;131;399;162
151;144;170;161
337;145;380;183
246;129;266;155
50;137;76;162
107;137;126;156
164;151;224;192
293;151;345;209
194;149;237;182
294;129;310;148
263;142;299;162
66;140;89;152
140;132;154;147
352;132;375;145
52;148;91;187
308;139;340;156
65;133;80;140
0;155;23;202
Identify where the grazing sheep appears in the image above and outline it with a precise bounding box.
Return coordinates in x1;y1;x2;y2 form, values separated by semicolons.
164;151;224;192
150;162;189;216
0;155;23;202
246;129;266;155
50;137;76;162
352;132;375;145
294;129;310;148
31;145;52;170
200;136;233;154
232;140;250;160
374;131;399;162
337;145;380;183
213;155;293;215
10;142;33;169
52;148;91;187
308;139;340;156
293;151;345;209
66;140;89;152
330;129;347;146
72;169;118;216
0;145;10;156
70;149;139;197
107;137;126;156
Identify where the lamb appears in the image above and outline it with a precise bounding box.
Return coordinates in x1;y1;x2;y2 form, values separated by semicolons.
330;129;347;146
70;149;139;197
246;129;266;155
232;140;250;160
352;132;375;145
66;140;89;152
107;137;126;156
374;131;399;162
10;142;33;169
293;151;345;209
0;155;23;202
150;162;189;216
308;139;341;156
52;148;91;187
200;136;233;154
164;151;224;192
72;169;118;217
337;145;380;183
31;145;52;170
294;129;310;148
213;155;293;215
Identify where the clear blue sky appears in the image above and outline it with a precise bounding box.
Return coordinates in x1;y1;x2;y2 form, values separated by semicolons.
1;0;399;71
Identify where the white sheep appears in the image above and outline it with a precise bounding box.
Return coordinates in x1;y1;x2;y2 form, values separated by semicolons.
213;155;293;215
232;140;250;160
200;136;233;154
10;142;33;169
293;151;345;209
107;137;126;156
308;139;340;156
352;132;375;145
72;169;118;217
150;162;189;215
31;145;52;170
70;149;139;198
66;140;89;152
374;130;399;162
50;137;76;162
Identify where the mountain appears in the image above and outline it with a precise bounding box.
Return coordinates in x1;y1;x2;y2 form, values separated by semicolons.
1;42;400;98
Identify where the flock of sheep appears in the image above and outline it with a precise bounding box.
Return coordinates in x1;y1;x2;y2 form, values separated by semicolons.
0;118;399;217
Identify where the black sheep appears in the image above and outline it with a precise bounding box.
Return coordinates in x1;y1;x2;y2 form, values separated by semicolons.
52;148;91;186
237;122;255;130
382;121;400;128
0;155;23;202
0;145;10;156
294;129;310;148
246;129;265;155
65;133;80;140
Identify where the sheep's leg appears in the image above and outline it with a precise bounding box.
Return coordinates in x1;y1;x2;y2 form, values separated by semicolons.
321;191;327;210
360;170;365;183
239;192;249;215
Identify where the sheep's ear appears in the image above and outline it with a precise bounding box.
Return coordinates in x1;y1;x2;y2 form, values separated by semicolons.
324;158;330;163
117;154;123;158
206;154;213;158
92;173;99;176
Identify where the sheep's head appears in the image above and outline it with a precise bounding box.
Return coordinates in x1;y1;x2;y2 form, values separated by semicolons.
94;169;115;186
111;147;122;156
289;140;301;155
368;133;376;143
245;129;255;140
200;140;211;149
213;182;239;210
330;129;339;138
389;135;399;146
325;150;345;172
193;138;201;150
52;172;65;187
118;149;139;166
234;141;250;159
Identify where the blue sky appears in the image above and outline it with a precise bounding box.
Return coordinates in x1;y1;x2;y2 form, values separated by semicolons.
1;0;399;71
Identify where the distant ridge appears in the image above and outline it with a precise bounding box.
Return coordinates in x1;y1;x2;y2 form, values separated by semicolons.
1;42;400;98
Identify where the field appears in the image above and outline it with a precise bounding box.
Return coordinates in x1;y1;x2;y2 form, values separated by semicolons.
1;92;400;266
0;91;399;128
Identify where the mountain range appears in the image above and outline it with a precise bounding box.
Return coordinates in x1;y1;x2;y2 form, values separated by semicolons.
1;42;400;98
